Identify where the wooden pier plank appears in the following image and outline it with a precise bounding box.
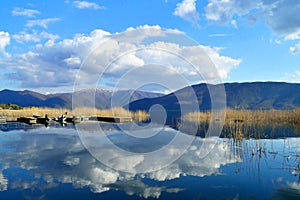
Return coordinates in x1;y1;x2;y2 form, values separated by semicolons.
17;117;37;124
89;116;132;123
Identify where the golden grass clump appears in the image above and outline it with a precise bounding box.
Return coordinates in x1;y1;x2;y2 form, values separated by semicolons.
2;107;149;122
2;107;71;121
182;111;211;123
183;109;300;126
182;109;300;139
131;110;149;122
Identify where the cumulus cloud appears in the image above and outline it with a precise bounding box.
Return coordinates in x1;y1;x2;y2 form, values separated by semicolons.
0;26;240;92
73;1;105;10
204;0;300;40
2;29;110;89
173;0;199;25
262;0;300;40
198;46;241;79
203;0;300;55
12;7;40;17
0;31;10;57
13;30;59;43
26;18;60;28
77;26;240;91
205;0;259;26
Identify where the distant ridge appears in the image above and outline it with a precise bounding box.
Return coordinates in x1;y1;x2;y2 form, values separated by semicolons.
2;82;300;113
128;82;300;122
0;89;163;109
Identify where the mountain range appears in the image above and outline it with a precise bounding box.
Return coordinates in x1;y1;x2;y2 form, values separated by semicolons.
1;82;300;113
128;82;300;123
0;89;163;109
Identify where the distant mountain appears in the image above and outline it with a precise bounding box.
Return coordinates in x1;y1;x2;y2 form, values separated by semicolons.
128;82;300;123
223;82;300;109
3;82;300;115
0;89;163;109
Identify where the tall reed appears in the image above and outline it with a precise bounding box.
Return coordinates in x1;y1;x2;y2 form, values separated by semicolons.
2;107;149;122
182;109;300;138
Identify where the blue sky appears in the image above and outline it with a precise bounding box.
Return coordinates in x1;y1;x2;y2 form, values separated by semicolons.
0;0;300;94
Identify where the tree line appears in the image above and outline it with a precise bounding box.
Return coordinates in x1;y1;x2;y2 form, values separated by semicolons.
0;103;23;110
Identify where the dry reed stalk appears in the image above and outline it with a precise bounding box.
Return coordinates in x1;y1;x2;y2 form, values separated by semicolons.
182;109;300;138
2;107;149;122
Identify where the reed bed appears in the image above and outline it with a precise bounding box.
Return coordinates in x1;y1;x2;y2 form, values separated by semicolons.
183;109;300;125
1;107;149;122
182;109;300;138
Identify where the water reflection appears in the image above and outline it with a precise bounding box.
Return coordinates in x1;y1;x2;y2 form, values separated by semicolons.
0;124;299;199
0;125;241;199
271;182;300;200
179;121;300;139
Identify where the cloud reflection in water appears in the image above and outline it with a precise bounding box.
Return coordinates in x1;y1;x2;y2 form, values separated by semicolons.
0;126;240;198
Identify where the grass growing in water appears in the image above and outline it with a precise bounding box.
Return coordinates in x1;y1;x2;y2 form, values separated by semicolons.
2;107;149;122
181;109;300;138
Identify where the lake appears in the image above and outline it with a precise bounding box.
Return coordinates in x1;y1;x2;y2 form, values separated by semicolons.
0;122;300;199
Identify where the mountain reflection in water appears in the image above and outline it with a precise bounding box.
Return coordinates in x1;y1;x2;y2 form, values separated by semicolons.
0;123;300;199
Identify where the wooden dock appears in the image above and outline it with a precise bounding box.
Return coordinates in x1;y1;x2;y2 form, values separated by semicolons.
17;117;37;124
32;115;50;124
65;116;81;124
89;116;133;123
6;115;133;126
36;117;50;124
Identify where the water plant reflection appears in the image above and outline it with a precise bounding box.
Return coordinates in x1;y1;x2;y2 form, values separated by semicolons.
0;125;299;199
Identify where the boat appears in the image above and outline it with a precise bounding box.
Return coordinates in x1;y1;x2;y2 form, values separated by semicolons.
17;117;37;124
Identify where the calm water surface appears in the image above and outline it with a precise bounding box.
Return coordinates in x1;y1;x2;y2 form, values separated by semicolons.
0;123;300;199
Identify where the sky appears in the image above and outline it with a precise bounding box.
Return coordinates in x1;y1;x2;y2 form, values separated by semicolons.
0;0;300;94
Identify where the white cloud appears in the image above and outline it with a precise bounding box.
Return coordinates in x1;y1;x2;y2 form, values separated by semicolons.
13;30;59;43
203;0;300;56
284;32;300;41
0;31;10;57
205;0;259;26
204;0;300;40
26;18;60;28
262;0;300;40
290;42;300;54
0;26;240;91
2;29;111;89
282;70;300;82
197;46;241;79
12;7;40;17
73;1;105;10
173;0;199;25
64;56;81;66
